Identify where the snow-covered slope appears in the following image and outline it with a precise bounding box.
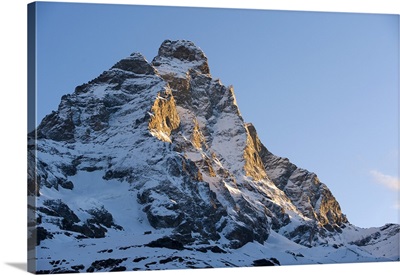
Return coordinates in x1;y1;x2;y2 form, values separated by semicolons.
27;39;399;273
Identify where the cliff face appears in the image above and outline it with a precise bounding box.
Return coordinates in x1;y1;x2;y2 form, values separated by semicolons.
245;123;348;228
28;39;399;273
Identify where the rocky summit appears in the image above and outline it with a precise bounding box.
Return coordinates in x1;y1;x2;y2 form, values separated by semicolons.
28;39;399;273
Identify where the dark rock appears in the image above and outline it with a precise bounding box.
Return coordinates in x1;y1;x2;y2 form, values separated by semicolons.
38;201;121;239
89;70;116;85
167;157;182;177
118;245;135;251
74;83;90;94
351;231;382;246
144;262;157;268
145;205;184;229
58;179;74;190
145;236;185;250
86;104;110;131
71;265;85;271
210;246;226;253
37;100;76;142
284;223;321;247
132;257;147;263
98;249;113;253
159;256;184;264
60;163;77;177
86;258;127;272
269;258;281;265
170;233;196;246
196;247;208;253
73;222;107;239
112;53;156;75
252;258;280;266
36;227;54;245
286;250;304;258
323;223;335;232
87;206;116;228
103;169;132;180
110;266;126;272
225;224;255;249
41;199;80;224
81;166;102;172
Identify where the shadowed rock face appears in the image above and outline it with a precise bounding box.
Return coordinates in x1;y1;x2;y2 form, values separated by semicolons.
245;123;348;231
112;53;156;75
28;40;399;272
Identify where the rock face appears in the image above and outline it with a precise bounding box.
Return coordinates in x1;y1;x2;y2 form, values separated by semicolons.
245;123;348;244
28;39;399;273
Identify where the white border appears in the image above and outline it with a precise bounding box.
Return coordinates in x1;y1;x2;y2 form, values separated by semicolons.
0;1;398;275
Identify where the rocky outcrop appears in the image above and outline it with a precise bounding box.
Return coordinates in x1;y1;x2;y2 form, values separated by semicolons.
243;125;268;181
153;39;210;75
245;123;348;243
148;88;180;143
36;200;122;239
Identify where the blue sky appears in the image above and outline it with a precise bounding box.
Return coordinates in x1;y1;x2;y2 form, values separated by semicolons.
34;2;399;228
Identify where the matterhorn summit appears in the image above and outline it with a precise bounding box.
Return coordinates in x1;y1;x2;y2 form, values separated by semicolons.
28;40;399;273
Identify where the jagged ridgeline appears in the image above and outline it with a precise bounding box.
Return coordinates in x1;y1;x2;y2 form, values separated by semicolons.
28;40;399;273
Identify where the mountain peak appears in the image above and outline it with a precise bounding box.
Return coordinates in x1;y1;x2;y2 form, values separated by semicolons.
158;39;207;62
28;39;399;273
153;39;210;75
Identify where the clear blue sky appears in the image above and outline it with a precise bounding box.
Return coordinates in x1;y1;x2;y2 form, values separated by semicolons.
35;2;399;228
